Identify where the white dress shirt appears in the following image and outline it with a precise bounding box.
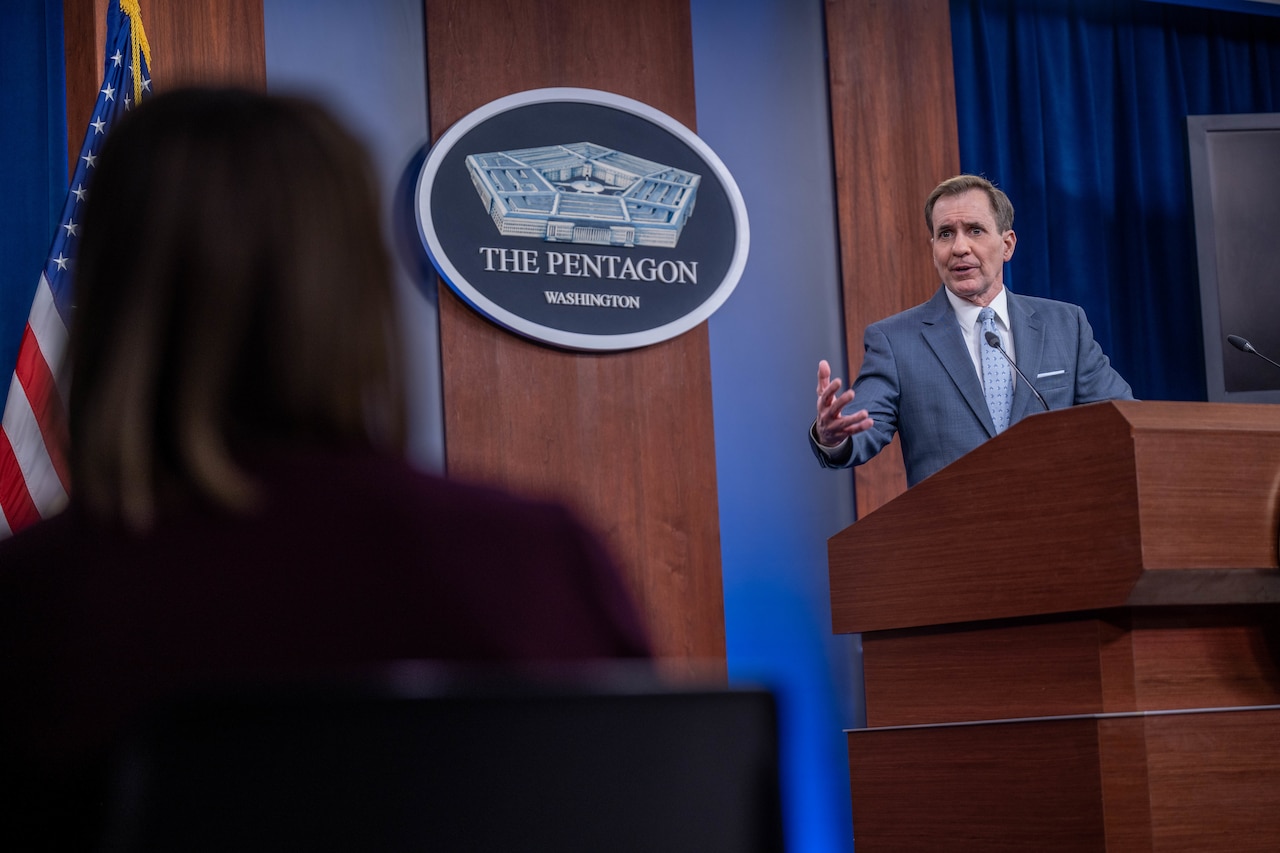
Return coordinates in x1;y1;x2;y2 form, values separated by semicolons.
943;285;1016;390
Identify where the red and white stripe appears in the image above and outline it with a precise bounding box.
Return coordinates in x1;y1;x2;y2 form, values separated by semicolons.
0;273;71;537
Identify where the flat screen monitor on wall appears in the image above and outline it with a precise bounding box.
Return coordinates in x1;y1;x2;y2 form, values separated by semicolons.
1188;112;1280;403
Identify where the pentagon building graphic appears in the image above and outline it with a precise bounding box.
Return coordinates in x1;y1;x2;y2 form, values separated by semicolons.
465;142;700;248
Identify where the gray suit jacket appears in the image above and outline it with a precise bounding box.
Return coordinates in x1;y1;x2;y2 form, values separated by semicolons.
811;287;1134;486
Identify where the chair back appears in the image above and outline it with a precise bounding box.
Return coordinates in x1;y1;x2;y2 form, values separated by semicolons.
99;672;785;853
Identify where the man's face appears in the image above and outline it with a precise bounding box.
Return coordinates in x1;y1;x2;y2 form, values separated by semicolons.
930;189;1016;307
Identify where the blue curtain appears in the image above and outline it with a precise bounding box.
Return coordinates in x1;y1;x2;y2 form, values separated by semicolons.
0;1;67;381
951;0;1280;401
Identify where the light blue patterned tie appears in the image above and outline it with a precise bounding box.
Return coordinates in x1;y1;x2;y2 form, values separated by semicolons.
979;307;1012;433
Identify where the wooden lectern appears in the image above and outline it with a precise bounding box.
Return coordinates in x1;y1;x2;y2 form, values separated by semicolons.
830;401;1280;851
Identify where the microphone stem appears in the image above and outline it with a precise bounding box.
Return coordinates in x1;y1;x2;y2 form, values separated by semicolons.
1256;351;1280;371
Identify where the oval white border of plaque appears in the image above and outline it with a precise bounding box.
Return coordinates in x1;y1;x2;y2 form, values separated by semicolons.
415;87;750;352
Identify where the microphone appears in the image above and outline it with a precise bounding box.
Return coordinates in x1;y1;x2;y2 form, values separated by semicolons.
1227;334;1280;372
985;331;1049;412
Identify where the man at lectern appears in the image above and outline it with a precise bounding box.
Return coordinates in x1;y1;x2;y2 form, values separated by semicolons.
810;174;1133;487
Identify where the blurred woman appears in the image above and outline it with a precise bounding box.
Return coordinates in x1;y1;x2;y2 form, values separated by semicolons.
0;87;650;848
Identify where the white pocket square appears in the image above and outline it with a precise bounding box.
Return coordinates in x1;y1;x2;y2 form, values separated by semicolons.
1037;369;1065;378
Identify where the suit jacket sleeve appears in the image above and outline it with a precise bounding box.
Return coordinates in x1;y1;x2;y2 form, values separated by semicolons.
808;323;901;469
1070;304;1135;404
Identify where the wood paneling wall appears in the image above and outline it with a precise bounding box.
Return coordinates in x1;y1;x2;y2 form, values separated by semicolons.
63;0;266;157
136;0;266;89
824;0;961;515
424;0;726;669
62;0;109;169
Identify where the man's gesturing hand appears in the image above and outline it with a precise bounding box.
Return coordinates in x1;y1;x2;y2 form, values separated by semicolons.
815;359;873;447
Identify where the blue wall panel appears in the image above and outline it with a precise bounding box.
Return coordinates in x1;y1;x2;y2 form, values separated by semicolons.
264;0;444;472
691;2;858;850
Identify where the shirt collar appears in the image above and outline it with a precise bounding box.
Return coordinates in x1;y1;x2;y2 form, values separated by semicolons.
944;285;1010;331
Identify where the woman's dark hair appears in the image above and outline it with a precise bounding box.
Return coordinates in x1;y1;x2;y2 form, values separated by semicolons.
70;87;406;528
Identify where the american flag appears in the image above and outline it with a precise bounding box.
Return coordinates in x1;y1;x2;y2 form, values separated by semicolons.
0;1;150;538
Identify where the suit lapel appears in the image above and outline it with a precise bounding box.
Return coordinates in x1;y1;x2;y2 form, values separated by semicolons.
1007;292;1045;423
919;288;998;437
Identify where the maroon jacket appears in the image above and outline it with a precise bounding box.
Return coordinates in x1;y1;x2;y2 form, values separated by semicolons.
0;447;651;847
